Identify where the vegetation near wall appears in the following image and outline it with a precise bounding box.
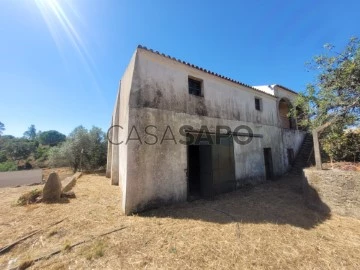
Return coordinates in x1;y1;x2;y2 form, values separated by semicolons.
292;37;360;168
322;128;360;163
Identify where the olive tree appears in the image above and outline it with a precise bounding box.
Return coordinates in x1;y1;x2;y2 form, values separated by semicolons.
293;37;360;169
49;126;107;172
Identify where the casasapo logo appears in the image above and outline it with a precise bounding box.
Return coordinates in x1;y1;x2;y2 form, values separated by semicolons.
107;125;261;145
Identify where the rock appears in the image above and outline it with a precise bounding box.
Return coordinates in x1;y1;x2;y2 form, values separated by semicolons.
62;172;82;193
43;172;62;202
61;191;76;199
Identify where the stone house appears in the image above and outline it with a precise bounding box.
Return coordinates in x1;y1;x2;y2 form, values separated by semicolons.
106;46;306;214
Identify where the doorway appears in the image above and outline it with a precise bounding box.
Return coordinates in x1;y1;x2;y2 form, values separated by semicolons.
187;145;212;200
287;148;295;166
187;134;235;201
263;148;273;180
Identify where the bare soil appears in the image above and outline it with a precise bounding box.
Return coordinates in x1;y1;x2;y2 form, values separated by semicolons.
0;174;360;269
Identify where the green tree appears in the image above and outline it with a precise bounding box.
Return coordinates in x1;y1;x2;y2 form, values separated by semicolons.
0;121;5;136
3;139;36;164
38;130;66;146
23;125;37;140
49;126;107;172
0;151;7;163
293;37;360;169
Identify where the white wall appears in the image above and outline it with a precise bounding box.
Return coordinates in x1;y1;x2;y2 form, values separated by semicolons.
117;48;306;214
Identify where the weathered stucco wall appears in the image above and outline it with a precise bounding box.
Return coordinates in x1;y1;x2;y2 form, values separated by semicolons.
111;47;306;214
130;49;279;126
106;51;138;213
302;168;360;218
282;129;305;168
124;107;305;214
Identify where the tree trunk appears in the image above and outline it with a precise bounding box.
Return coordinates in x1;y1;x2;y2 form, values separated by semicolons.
312;119;337;170
312;130;322;170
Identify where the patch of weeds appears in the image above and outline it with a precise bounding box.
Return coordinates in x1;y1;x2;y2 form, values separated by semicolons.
17;189;42;206
84;240;106;260
169;247;177;254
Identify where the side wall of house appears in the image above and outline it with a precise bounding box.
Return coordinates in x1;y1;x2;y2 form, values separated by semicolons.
108;51;138;213
122;49;305;214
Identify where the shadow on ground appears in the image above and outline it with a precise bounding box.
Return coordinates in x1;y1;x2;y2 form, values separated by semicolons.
140;176;331;230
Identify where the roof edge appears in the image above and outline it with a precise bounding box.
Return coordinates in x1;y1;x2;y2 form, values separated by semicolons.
273;84;298;95
137;45;276;98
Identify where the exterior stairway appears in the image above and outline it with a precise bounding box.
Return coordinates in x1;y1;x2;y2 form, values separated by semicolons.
288;133;315;176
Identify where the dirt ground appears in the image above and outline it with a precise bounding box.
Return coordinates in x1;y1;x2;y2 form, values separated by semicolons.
1;174;360;270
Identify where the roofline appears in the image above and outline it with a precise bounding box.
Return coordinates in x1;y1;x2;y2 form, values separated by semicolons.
137;45;276;98
273;84;298;95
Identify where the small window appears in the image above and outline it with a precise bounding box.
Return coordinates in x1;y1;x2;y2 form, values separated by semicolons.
188;77;202;96
255;97;262;111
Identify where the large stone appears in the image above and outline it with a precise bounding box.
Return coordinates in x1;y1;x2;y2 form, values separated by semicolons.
62;172;82;193
43;172;62;202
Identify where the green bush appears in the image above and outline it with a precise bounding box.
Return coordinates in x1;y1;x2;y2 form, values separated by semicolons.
0;151;7;163
34;146;50;161
48;126;107;172
322;129;360;162
0;161;17;172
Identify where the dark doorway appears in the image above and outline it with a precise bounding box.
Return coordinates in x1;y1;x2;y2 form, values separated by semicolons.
263;148;273;180
187;145;213;200
287;148;295;166
187;134;236;201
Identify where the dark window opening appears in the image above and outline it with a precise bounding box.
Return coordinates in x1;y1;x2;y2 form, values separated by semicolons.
255;97;261;111
188;77;202;96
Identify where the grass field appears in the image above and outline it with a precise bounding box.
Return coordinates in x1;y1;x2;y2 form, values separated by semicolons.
0;173;360;269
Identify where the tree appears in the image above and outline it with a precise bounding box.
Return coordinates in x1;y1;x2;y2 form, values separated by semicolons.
49;126;107;172
23;125;37;140
322;128;360;164
293;37;360;169
0;122;5;136
38;130;66;146
3;139;36;164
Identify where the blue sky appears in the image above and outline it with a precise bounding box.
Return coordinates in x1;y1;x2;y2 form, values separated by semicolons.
0;0;359;137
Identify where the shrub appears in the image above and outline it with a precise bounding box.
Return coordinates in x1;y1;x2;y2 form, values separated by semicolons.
2;139;36;163
0;151;7;163
17;189;42;206
0;161;17;172
34;146;50;161
322;128;360;163
48;146;69;168
48;126;107;172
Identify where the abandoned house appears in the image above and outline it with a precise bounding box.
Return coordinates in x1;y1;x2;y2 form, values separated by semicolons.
106;46;306;214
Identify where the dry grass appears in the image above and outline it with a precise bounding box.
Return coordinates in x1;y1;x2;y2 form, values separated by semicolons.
16;189;42;206
42;167;73;181
0;174;360;269
323;161;360;171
